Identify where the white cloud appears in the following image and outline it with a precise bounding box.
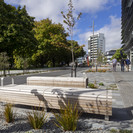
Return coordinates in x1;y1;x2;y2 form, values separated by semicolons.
73;0;109;13
5;0;110;22
5;0;121;52
79;16;121;52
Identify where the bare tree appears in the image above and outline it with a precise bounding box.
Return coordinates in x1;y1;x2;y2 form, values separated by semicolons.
61;0;82;77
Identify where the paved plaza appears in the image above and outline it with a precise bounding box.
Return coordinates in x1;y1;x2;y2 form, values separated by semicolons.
62;66;133;122
0;66;133;132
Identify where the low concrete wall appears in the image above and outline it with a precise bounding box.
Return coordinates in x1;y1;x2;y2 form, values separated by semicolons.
27;77;88;88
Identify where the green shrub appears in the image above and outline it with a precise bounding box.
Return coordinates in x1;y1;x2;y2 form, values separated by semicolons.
110;129;118;133
88;83;97;88
47;61;53;68
54;102;79;131
4;103;15;123
27;107;47;129
119;130;132;133
99;82;104;86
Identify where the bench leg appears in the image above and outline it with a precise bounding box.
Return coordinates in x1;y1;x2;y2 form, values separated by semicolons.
105;115;109;121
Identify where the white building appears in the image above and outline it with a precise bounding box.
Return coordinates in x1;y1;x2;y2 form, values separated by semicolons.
105;50;116;63
88;33;105;62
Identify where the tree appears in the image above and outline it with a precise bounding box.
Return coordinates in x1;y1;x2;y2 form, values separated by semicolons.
0;52;10;76
12;6;37;58
68;40;86;59
103;56;107;64
61;0;82;75
112;48;127;62
97;49;103;65
33;19;69;67
0;1;37;66
14;56;30;69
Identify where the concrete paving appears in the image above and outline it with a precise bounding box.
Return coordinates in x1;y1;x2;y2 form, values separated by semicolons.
62;66;133;123
0;66;133;130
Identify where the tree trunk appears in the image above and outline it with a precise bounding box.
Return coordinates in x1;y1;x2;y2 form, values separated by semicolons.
3;66;6;77
52;58;55;67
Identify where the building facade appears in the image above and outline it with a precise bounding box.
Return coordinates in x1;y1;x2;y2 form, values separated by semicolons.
121;0;133;70
105;50;116;64
88;33;105;62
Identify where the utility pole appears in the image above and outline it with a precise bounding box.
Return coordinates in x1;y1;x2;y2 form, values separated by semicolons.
92;21;95;65
89;21;95;65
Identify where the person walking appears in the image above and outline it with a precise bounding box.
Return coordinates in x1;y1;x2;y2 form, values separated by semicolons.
121;58;125;72
112;58;117;72
125;58;130;72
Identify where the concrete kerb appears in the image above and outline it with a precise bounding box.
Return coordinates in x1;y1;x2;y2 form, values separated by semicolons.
0;67;69;77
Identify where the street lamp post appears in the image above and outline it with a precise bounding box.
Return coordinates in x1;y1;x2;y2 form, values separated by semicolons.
89;21;95;65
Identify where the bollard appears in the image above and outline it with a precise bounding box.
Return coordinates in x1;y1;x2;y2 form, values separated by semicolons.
1;77;4;87
83;72;87;78
12;78;14;85
74;67;76;77
71;67;73;77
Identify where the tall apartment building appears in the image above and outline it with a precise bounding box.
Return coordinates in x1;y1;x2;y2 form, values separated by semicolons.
88;33;105;62
121;0;133;70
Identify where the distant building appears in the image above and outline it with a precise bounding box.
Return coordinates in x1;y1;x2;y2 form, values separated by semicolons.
105;50;116;63
88;33;105;62
121;0;133;70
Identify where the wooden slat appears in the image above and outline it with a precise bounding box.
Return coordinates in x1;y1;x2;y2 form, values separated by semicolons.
27;76;88;88
0;92;112;106
0;84;112;116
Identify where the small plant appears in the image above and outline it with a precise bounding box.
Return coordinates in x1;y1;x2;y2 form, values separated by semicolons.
119;129;132;133
27;107;47;129
110;128;118;133
107;84;118;90
4;103;15;123
86;69;96;72
99;82;104;86
54;102;80;131
86;69;109;72
88;83;97;89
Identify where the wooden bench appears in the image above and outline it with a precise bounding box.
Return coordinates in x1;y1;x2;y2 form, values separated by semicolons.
27;77;88;88
0;85;112;120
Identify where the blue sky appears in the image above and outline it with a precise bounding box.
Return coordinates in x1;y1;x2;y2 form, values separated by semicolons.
5;0;121;52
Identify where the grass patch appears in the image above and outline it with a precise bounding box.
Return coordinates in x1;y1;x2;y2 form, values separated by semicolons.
88;83;98;89
4;103;15;123
119;130;132;133
99;82;104;86
27;107;47;129
107;84;118;90
54;102;80;131
110;129;132;133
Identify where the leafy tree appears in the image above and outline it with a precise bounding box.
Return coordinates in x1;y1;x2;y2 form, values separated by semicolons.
13;6;37;58
0;52;10;76
112;48;127;62
97;49;103;65
68;40;86;59
14;56;30;70
0;1;16;56
33;19;68;67
61;0;82;71
103;56;107;64
0;1;37;66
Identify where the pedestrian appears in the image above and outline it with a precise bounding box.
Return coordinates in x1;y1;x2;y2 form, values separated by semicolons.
112;58;117;72
125;58;130;72
121;58;125;72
